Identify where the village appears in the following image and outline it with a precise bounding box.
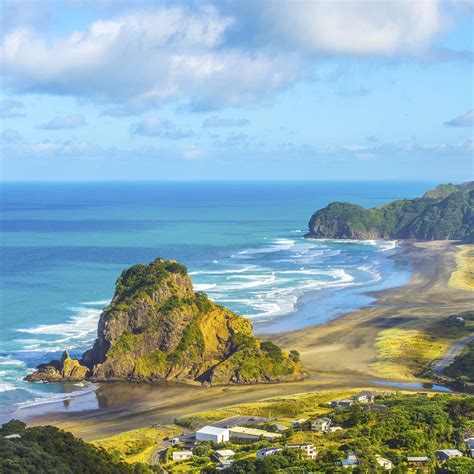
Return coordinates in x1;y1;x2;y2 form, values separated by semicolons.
151;391;474;472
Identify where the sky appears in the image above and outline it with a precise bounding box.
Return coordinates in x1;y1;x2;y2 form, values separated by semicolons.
0;0;473;181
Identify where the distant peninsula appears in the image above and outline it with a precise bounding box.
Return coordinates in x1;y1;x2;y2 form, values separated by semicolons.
305;182;474;241
27;259;305;385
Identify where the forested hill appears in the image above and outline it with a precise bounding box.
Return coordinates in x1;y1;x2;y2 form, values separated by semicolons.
306;182;474;241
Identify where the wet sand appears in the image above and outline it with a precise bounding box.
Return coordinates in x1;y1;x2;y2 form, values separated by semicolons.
8;241;472;441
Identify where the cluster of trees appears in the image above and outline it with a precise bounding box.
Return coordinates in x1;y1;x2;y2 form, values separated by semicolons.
0;420;154;474
445;341;474;384
307;182;474;241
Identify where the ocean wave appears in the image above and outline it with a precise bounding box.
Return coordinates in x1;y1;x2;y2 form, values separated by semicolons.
194;283;217;292
0;382;16;393
237;238;295;256
81;300;110;306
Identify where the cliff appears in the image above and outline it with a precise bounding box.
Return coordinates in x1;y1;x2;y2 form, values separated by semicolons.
306;182;474;241
28;259;305;385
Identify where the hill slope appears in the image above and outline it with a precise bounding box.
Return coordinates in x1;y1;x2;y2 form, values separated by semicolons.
306;182;474;241
28;259;304;385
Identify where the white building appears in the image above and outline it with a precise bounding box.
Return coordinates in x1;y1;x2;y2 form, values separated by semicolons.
256;447;282;458
291;418;307;427
172;451;193;461
311;417;331;432
435;449;463;461
285;443;318;459
196;426;230;443
375;455;393;470
465;438;474;449
215;449;235;461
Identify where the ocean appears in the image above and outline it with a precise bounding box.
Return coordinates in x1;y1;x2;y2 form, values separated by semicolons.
0;181;434;416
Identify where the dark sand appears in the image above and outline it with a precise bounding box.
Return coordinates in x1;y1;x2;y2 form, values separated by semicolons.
8;241;472;441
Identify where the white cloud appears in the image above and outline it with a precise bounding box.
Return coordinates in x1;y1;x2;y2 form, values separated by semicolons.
257;0;443;55
444;109;474;127
38;114;87;129
0;98;26;118
203;115;249;127
131;116;193;139
0;1;450;111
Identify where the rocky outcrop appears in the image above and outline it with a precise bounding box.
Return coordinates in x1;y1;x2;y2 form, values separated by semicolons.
306;182;474;241
25;350;89;382
28;259;305;385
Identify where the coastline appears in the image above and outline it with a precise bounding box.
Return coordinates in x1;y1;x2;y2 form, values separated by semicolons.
3;239;473;440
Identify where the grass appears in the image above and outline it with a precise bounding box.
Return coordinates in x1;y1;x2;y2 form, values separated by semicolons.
176;389;368;429
449;244;474;291
371;327;449;380
370;314;474;380
92;424;181;464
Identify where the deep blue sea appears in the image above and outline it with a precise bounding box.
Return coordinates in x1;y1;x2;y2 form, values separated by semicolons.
0;181;435;415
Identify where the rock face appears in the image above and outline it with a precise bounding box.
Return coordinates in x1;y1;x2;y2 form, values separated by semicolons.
306;182;474;242
25;350;89;382
28;259;305;385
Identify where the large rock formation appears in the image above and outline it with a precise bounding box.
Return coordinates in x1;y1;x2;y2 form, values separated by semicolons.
28;259;305;385
306;182;474;242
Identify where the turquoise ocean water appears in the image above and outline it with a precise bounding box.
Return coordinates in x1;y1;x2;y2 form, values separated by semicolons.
0;181;434;416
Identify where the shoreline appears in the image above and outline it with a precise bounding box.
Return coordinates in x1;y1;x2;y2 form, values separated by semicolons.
3;240;473;440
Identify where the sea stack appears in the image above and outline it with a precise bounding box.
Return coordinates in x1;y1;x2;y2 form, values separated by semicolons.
27;259;305;385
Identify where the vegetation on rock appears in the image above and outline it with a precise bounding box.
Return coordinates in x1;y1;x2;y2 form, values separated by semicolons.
306;181;474;241
28;258;304;385
25;350;89;382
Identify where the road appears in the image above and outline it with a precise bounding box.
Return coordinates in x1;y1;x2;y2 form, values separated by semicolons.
432;335;474;376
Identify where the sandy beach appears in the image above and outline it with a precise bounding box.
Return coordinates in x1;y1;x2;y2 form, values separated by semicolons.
6;240;472;441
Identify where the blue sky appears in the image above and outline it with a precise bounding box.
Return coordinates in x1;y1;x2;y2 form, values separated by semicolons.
0;0;473;181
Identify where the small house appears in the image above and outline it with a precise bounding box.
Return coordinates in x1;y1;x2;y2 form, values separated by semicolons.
3;434;21;439
407;456;430;467
256;447;282;459
341;452;359;469
435;449;463;461
172;451;193;461
339;399;354;408
375;455;393;470
353;391;376;404
214;449;235;461
285;443;317;459
196;426;230;443
329;426;343;432
311;417;331;432
465;438;474;449
291;418;307;427
216;459;234;470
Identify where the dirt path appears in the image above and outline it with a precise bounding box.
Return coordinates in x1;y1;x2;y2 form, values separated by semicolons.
432;335;474;376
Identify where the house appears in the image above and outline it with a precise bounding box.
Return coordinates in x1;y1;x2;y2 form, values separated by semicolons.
375;455;393;470
465;438;474;449
229;426;282;443
339;399;354;408
3;434;21;439
407;456;430;467
256;447;283;458
470;449;474;458
196;426;230;443
172;451;193;461
353;391;376;404
214;450;235;461
285;443;317;459
435;449;463;461
311;417;331;432
291;418;307;427
329;426;343;432
341;452;359;469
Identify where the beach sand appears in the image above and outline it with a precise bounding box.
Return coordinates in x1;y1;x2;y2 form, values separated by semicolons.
9;241;473;441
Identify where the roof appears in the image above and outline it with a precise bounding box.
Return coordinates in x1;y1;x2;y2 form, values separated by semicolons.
286;443;314;447
4;434;21;439
230;426;281;438
196;426;229;435
174;451;193;455
257;447;282;453
436;449;463;456
407;457;430;461
313;417;331;422
216;450;235;457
